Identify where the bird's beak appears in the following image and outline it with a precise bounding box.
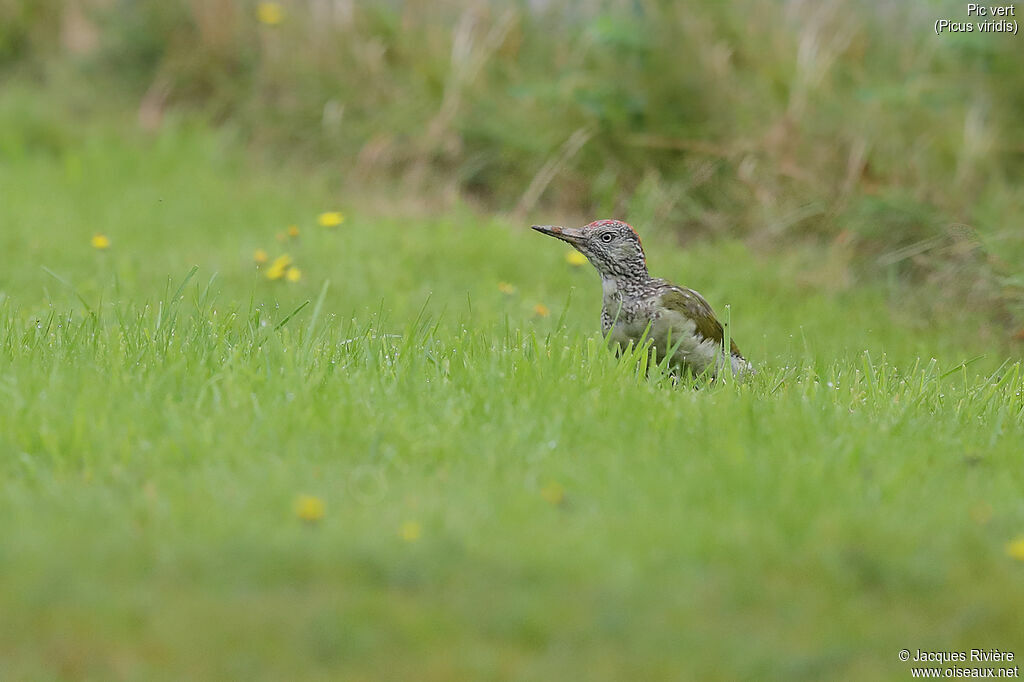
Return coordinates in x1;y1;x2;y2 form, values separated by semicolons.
531;225;585;244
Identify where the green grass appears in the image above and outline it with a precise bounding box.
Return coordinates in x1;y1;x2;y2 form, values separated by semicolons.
2;105;1024;681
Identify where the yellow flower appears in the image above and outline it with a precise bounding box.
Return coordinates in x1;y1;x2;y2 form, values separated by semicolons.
566;250;587;266
318;211;344;227
91;234;111;250
294;494;325;523
265;254;293;280
286;267;302;282
1007;536;1024;561
541;481;565;506
287;225;300;238
253;248;269;265
533;303;550;318
257;1;284;26
497;281;517;295
399;520;422;542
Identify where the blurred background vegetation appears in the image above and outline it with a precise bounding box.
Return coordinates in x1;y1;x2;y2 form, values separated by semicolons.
3;0;1023;330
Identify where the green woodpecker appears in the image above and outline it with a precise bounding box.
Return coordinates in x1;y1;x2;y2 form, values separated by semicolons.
533;219;753;379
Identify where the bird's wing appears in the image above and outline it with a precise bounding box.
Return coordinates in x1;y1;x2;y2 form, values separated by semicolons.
657;285;743;357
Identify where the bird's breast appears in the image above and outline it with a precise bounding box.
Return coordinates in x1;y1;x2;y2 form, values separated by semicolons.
603;302;722;374
601;298;655;343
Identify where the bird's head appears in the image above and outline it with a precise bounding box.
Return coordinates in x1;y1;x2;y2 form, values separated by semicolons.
532;219;648;280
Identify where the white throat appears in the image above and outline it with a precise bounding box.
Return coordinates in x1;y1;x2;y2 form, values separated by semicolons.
601;276;619;298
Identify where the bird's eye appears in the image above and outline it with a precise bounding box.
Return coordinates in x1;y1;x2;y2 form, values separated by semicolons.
600;232;614;243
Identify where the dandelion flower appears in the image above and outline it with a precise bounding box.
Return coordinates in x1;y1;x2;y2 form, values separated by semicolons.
91;234;111;250
541;482;565;506
295;494;325;523
497;281;517;295
257;1;284;26
287;225;300;238
253;248;269;265
286;267;302;282
533;303;550;318
566;250;587;266
399;520;422;542
266;254;293;280
1007;536;1024;561
318;211;344;227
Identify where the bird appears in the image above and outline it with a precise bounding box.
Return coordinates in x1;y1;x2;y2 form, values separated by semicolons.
532;219;753;379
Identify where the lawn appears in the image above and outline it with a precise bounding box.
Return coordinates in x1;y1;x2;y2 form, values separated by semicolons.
1;93;1023;681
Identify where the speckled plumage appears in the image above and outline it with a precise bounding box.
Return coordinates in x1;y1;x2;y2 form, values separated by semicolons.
532;219;753;379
